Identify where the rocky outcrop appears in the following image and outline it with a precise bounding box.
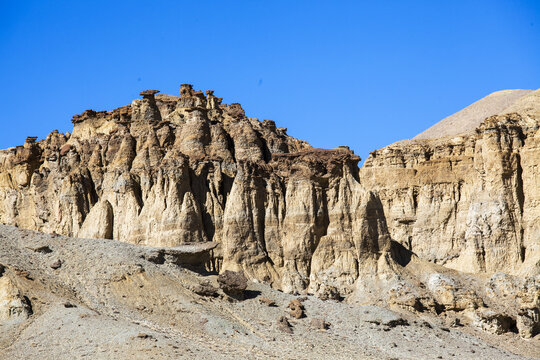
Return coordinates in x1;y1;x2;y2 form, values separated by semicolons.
361;91;540;277
0;84;538;307
0;84;388;297
0;269;32;325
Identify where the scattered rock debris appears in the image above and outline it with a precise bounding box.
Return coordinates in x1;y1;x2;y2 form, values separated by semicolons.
259;297;277;307
50;260;62;270
310;318;331;330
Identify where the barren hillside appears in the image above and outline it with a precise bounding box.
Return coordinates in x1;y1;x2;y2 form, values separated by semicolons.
0;84;538;359
414;89;532;139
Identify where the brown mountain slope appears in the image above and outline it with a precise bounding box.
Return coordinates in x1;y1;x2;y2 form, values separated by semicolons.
413;89;532;140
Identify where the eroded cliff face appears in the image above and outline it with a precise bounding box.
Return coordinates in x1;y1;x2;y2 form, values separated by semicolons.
361;90;540;277
0;85;388;297
0;85;538;301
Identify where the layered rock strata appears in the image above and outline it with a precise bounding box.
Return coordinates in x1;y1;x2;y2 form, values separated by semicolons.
361;90;540;277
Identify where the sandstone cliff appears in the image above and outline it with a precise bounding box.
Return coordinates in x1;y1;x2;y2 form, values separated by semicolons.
361;89;540;277
0;84;539;343
0;85;388;298
0;85;538;300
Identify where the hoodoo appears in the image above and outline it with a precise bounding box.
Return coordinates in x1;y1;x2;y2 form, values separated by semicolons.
0;84;388;298
0;85;539;341
3;1;539;357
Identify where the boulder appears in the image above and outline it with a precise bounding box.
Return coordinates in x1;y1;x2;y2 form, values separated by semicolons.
0;275;32;324
288;299;305;319
218;270;247;299
277;316;293;334
466;308;516;335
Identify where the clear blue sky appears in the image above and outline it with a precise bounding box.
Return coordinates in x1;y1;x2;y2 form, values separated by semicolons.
1;1;539;162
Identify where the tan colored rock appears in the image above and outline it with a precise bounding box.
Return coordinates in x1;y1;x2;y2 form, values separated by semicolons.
465;308;516;335
361;92;540;277
426;273;482;311
288;299;305;319
517;307;540;338
0;85;387;297
0;84;538;304
78;200;114;239
310;318;330;330
0;275;32;324
259;297;276;307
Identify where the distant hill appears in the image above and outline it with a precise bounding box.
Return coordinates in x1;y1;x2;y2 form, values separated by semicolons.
414;89;532;139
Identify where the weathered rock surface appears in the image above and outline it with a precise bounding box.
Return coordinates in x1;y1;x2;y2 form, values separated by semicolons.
288;298;305;319
217;270;247;299
361;89;540;277
0;85;539;345
0;270;32;324
0;84;388;299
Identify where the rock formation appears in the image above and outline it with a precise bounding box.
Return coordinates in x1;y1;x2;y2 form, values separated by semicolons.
0;84;388;299
0;84;539;347
361;89;540;277
0;265;32;325
0;84;538;310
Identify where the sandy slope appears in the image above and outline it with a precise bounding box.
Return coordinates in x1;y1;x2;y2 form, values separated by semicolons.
0;225;538;360
414;89;532;139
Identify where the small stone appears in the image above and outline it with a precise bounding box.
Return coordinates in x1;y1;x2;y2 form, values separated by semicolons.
14;269;32;280
50;260;62;270
310;318;330;330
288;299;305;319
192;281;219;297
28;245;52;254
319;286;342;301
258;297;277;307
277;316;293;334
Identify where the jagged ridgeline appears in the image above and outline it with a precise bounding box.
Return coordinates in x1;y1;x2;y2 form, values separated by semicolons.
0;84;389;296
0;84;539;298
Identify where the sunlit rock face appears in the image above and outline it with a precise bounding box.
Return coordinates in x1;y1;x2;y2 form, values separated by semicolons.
0;85;389;296
361;89;540;277
0;85;538;299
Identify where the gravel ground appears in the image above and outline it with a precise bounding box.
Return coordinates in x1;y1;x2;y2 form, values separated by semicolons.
0;225;538;359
